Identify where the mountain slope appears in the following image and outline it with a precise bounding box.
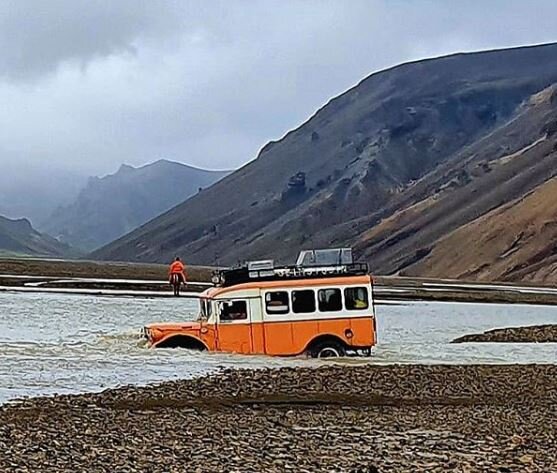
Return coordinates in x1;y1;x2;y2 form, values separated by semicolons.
93;43;557;282
353;84;557;277
42;160;229;251
0;215;74;257
403;174;557;282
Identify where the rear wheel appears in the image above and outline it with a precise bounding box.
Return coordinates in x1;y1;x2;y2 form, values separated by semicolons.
309;339;346;358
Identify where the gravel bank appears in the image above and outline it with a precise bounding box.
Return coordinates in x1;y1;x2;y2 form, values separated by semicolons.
5;258;557;305
1;364;556;472
0;258;213;282
452;324;557;343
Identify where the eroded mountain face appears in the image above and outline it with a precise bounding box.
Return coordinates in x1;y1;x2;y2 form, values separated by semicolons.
356;85;557;279
94;43;557;282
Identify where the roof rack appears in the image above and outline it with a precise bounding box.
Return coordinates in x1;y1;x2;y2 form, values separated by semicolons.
213;261;369;287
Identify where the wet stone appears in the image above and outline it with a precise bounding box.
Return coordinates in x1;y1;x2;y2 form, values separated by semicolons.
0;364;556;472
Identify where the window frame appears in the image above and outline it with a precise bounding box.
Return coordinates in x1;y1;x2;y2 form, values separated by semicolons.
261;284;372;320
219;299;249;322
344;286;370;311
317;287;343;313
291;289;316;314
264;291;290;315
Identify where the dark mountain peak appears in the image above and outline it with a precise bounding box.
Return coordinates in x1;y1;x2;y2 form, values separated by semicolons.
117;163;135;174
146;159;233;174
144;158;175;168
152;158;178;165
115;159;226;176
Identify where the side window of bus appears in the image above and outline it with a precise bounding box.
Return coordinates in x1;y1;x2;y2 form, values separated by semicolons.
292;290;316;313
344;287;369;310
220;300;248;321
318;288;342;312
265;291;289;315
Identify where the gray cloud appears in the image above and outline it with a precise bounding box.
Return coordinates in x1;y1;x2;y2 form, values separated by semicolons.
0;0;188;80
0;0;556;183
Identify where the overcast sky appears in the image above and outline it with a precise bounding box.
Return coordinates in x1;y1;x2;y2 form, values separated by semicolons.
1;0;556;179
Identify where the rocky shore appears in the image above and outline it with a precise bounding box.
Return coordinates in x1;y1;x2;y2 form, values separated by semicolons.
452;324;557;343
1;364;556;472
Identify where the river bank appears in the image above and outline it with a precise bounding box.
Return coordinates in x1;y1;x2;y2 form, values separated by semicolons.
0;257;213;280
0;257;213;294
3;257;557;304
1;364;556;472
452;324;557;343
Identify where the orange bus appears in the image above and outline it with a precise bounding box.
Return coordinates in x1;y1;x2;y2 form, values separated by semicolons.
143;250;377;358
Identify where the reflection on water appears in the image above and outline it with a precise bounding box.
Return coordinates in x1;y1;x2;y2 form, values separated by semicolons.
1;292;556;403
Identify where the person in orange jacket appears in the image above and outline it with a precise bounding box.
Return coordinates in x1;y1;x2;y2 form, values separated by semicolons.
168;256;187;286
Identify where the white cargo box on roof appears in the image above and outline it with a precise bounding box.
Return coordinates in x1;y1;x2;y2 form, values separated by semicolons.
248;260;275;279
248;260;274;271
296;248;353;267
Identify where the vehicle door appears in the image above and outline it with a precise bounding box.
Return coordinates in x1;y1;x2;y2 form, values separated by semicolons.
262;290;288;355
215;299;253;354
198;298;218;350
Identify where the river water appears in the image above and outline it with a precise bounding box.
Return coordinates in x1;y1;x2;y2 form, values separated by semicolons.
1;291;556;404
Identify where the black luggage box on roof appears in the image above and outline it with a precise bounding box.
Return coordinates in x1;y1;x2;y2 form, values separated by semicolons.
214;262;369;287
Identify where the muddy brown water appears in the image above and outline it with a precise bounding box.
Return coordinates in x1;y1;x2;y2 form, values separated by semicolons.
1;291;557;404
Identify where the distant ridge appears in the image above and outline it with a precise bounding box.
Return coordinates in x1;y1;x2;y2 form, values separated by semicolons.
0;215;75;257
42;159;230;251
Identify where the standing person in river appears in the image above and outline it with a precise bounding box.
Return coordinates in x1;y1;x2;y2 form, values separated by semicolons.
168;257;187;296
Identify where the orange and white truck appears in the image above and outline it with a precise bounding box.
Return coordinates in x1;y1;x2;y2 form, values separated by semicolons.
143;249;377;358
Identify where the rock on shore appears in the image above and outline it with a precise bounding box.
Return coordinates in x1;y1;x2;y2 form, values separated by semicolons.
452;324;557;343
1;364;556;472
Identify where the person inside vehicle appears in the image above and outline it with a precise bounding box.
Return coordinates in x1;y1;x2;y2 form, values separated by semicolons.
352;292;368;309
221;301;247;321
168;257;187;286
353;297;367;309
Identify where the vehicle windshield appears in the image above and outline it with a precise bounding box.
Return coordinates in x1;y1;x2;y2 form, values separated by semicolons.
197;298;213;321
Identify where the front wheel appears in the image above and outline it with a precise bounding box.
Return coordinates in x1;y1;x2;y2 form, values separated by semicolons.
309;340;346;358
